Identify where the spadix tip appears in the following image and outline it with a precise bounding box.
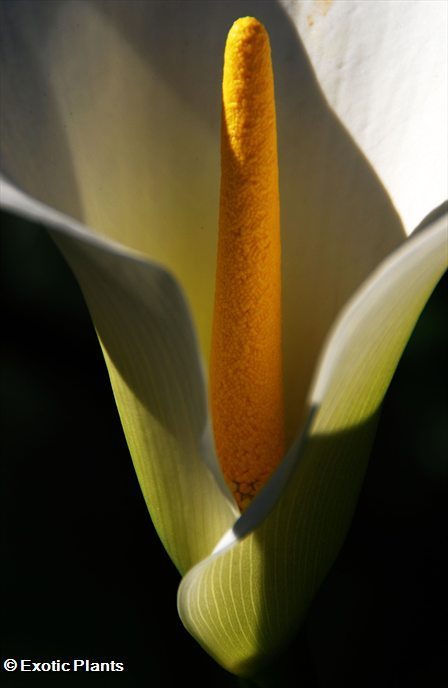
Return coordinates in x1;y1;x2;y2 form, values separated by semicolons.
226;17;270;57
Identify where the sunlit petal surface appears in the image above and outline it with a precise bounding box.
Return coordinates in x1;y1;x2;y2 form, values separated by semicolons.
282;0;447;234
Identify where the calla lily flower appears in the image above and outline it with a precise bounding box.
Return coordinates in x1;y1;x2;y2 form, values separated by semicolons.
1;0;446;679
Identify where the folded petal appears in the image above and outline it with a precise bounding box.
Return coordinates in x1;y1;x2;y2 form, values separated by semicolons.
0;178;237;574
178;210;447;676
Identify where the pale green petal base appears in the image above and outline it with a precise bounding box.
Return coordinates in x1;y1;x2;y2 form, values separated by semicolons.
178;213;447;676
0;178;237;574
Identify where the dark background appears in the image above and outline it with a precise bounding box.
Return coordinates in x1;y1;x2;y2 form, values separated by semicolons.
1;211;447;687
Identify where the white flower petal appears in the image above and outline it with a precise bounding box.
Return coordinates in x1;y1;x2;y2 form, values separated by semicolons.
281;0;448;233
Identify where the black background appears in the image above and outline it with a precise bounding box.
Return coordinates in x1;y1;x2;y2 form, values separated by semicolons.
1;212;447;687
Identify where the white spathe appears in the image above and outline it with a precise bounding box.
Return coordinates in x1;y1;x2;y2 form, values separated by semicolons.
1;0;447;677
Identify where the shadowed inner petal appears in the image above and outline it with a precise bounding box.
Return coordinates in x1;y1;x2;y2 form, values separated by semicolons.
0;0;406;439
